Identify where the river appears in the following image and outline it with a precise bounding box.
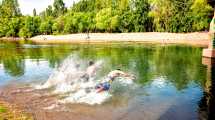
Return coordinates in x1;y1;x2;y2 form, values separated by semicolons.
0;41;214;120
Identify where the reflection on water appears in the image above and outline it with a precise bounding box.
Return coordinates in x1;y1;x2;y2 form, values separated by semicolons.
198;58;215;120
0;41;212;120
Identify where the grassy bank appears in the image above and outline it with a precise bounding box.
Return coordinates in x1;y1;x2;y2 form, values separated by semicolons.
0;101;32;120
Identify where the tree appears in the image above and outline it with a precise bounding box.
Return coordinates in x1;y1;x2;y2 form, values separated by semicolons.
40;18;53;35
190;0;213;31
53;0;67;17
0;0;214;37
95;8;120;32
33;8;37;16
6;17;21;37
149;0;212;32
72;0;95;12
0;0;22;37
19;26;32;38
0;0;21;18
64;12;93;33
52;16;65;34
132;0;152;32
19;16;41;38
149;0;175;32
45;5;53;17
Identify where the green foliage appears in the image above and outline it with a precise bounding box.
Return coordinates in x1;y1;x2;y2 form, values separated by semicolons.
0;0;21;18
133;0;152;32
95;8;112;31
45;5;53;17
53;0;67;17
190;0;213;31
52;16;65;34
0;106;7;113
0;0;214;38
149;0;213;32
6;18;21;37
72;0;96;12
0;0;22;37
39;18;53;35
118;10;135;32
64;12;95;33
95;8;119;32
19;16;41;38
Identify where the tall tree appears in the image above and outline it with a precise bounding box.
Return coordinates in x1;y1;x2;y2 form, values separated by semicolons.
132;0;152;32
53;0;67;17
19;16;41;38
45;5;53;17
33;8;37;16
0;0;21;18
191;0;213;31
0;0;21;37
149;0;212;32
72;0;95;12
39;17;53;35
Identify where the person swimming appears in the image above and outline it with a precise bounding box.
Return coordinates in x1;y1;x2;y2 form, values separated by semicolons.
81;60;101;82
95;69;135;93
86;61;97;78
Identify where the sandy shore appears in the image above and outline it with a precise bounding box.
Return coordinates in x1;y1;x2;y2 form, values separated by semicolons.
29;32;210;47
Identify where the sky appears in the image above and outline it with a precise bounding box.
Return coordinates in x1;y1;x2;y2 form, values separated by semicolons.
17;0;78;15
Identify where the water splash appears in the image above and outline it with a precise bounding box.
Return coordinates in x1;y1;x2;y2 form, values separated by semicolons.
35;54;134;105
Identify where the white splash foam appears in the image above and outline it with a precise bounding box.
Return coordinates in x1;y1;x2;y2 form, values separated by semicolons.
61;90;112;105
35;54;135;105
43;103;59;110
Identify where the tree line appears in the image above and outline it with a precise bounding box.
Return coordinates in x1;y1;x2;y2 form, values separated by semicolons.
0;0;213;38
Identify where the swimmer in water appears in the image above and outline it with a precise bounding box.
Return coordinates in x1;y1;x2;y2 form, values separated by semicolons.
86;61;97;78
81;61;98;82
95;69;135;93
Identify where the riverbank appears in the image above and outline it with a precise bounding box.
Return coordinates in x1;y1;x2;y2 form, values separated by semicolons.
0;32;210;47
29;32;210;47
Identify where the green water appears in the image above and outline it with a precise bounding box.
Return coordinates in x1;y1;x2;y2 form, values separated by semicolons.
0;41;214;120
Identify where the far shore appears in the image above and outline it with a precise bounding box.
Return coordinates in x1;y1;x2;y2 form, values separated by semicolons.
0;32;210;47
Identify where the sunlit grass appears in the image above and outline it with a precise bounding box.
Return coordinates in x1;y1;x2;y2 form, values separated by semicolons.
0;103;33;120
0;106;7;113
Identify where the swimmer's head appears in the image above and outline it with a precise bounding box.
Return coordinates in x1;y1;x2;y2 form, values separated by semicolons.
116;68;121;71
75;64;80;68
89;61;94;66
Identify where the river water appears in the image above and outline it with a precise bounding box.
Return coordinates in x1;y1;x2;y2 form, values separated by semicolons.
0;41;214;120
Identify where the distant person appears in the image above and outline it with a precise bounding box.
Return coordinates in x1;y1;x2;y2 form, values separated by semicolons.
95;69;135;93
86;31;90;40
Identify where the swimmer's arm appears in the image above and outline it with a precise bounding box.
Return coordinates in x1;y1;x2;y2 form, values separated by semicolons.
122;73;136;80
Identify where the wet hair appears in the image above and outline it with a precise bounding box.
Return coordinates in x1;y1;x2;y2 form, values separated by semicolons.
116;68;121;71
89;61;94;66
75;64;80;68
